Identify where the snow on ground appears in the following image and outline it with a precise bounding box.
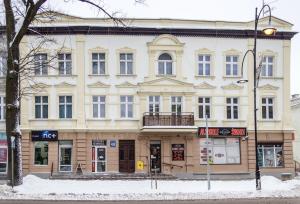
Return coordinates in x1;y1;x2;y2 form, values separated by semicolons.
0;175;300;200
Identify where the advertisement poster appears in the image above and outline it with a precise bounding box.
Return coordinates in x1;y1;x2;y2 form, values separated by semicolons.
172;144;184;161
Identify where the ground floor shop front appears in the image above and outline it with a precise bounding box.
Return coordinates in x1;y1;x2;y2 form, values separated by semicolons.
21;129;295;178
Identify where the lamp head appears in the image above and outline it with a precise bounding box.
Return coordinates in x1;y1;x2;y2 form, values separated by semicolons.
262;21;277;36
237;79;249;84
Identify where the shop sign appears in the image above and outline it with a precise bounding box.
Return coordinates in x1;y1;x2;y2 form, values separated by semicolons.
198;127;247;137
137;160;144;170
92;140;106;146
31;130;58;141
171;144;184;161
110;140;117;148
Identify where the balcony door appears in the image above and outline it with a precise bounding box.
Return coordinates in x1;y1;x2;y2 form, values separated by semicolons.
171;96;182;125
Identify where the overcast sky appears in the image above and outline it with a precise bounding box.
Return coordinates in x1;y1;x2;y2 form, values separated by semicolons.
49;0;300;95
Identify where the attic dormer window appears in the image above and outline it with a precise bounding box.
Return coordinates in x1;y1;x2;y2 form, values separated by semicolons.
158;53;173;75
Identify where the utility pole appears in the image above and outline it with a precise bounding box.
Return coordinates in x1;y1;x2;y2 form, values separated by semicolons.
205;114;211;190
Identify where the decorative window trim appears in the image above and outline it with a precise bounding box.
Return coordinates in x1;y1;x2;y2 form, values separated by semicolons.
120;95;134;118
225;97;239;120
260;95;277;120
116;47;136;76
92;95;106;119
156;52;176;76
88;47;109;76
57;94;73;119
195;48;215;77
198;96;211;119
56;47;74;75
223;49;242;78
258;50;278;78
33;53;48;76
34;95;49;119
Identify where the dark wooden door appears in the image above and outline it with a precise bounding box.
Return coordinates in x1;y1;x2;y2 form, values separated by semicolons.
150;141;161;173
119;140;135;173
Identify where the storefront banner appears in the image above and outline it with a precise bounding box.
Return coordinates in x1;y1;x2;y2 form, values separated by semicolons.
198;127;247;137
92;140;106;146
31;130;58;141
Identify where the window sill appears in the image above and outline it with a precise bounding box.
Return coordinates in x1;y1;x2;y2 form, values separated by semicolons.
222;119;246;122
223;76;242;79
116;74;137;77
194;119;218;122
29;118;77;122
156;74;176;78
258;119;281;122
115;118;139;121
33;75;78;78
195;75;215;79
88;74;109;77
87;118;111;121
260;76;283;80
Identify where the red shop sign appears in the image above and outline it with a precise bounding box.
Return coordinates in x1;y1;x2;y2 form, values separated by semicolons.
198;127;247;137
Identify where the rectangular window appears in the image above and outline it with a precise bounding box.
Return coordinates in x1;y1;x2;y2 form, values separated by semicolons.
200;138;240;164
149;96;160;114
226;97;238;119
93;96;106;118
34;53;48;75
172;144;184;161
59;96;72;119
35;96;48;119
198;97;210;119
258;144;283;167
34;141;48;165
58;53;72;75
120;96;133;118
171;96;182;115
0;56;6;77
261;56;274;77
92;53;105;75
262;97;274;119
0;97;5;121
198;55;211;76
225;55;238;76
120;53;133;75
59;140;72;172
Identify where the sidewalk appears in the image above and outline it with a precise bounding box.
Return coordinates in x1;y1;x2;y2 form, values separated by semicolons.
0;175;300;200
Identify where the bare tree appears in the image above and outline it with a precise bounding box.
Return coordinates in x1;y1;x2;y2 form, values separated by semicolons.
3;0;143;186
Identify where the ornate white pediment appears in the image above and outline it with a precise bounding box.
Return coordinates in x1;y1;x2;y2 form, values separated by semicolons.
87;81;110;88
148;34;184;46
54;82;75;88
258;84;279;90
139;77;193;87
31;82;51;89
221;83;243;90
194;82;216;89
116;81;137;88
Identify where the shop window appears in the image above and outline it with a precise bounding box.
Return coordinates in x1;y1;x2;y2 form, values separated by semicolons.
59;141;72;172
0;133;7;174
34;141;48;165
258;144;283;168
172;144;184;161
200;138;240;164
92;140;107;173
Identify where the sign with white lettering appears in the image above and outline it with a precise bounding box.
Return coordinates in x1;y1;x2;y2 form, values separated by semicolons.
31;130;58;141
198;127;247;137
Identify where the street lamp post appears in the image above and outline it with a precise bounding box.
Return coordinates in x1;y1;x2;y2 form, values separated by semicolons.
237;4;276;190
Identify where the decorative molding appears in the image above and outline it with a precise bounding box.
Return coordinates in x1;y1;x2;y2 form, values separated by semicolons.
139;77;193;86
54;82;75;88
31;82;51;89
87;81;110;88
115;81;137;88
194;82;216;89
258;84;279;90
148;34;184;46
221;83;243;90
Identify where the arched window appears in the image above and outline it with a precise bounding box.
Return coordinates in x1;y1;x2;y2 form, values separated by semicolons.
158;53;173;75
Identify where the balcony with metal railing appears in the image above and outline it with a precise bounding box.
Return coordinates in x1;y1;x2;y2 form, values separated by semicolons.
142;112;195;127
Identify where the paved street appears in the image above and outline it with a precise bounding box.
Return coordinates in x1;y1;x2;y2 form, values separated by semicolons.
1;199;300;204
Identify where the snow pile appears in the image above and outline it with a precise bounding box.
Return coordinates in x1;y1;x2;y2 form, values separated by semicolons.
0;175;299;200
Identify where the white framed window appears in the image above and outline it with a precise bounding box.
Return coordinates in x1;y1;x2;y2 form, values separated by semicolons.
35;96;48;119
225;55;239;76
120;96;133;118
93;96;106;118
34;141;48;165
59;140;73;172
262;97;274;119
158;53;173;75
120;53;133;75
34;53;48;75
0;96;5;121
92;53;105;75
261;56;274;77
171;96;182;115
226;97;238;119
198;97;211;119
200;138;240;164
0;135;7;174
0;56;6;77
58;53;72;75
92;140;107;173
258;144;283;167
198;55;211;76
59;96;72;119
149;96;160;114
